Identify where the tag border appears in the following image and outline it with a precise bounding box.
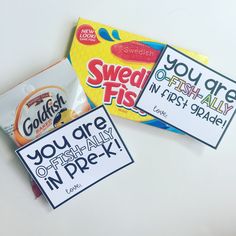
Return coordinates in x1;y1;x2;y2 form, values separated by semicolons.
16;105;134;209
135;45;236;149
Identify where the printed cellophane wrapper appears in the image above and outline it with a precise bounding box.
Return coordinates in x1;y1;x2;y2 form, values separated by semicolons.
0;58;91;197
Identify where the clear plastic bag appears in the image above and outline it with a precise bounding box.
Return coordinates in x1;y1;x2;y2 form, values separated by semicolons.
0;58;91;197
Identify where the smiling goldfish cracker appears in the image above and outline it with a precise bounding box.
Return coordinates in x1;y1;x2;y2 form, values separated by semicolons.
0;58;91;197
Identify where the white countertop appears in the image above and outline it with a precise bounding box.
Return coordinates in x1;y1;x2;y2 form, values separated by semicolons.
0;0;235;235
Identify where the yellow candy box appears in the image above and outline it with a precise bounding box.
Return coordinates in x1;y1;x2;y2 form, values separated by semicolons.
69;18;208;133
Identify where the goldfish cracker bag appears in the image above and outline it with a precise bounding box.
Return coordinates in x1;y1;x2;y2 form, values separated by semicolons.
69;18;208;133
0;58;90;197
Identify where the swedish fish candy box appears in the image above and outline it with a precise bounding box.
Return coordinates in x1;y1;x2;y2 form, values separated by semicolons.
69;18;208;133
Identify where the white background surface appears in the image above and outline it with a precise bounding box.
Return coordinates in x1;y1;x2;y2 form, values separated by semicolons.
0;0;235;235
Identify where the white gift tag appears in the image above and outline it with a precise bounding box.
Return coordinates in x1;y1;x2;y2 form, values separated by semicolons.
135;46;236;148
16;106;133;209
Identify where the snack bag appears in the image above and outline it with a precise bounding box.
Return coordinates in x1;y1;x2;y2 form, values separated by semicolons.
69;18;208;133
0;58;91;197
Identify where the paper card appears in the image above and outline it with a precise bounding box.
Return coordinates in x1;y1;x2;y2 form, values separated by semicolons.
16;106;133;209
135;45;236;148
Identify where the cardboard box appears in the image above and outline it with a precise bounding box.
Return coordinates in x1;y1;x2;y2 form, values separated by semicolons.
69;18;208;133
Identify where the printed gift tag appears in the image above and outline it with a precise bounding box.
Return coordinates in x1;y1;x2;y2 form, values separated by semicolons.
135;45;236;148
16;106;133;209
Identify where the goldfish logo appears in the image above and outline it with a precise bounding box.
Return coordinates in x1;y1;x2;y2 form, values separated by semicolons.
14;86;68;146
